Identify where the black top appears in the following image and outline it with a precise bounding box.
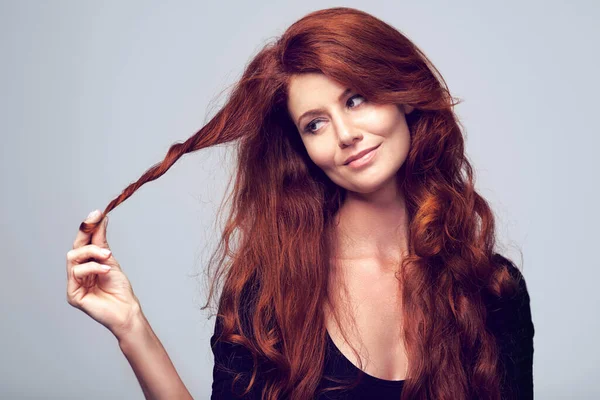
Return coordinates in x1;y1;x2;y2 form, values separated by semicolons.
210;261;534;399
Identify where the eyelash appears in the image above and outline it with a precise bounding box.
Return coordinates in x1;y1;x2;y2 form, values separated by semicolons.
303;94;367;134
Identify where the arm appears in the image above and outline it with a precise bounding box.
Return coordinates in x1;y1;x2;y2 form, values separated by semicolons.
117;308;193;400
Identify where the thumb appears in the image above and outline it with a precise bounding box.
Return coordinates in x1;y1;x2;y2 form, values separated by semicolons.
91;215;110;249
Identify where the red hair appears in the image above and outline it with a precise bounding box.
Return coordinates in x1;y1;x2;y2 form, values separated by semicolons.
81;7;524;400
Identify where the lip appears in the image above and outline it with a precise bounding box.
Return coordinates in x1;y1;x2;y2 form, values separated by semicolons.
344;144;380;167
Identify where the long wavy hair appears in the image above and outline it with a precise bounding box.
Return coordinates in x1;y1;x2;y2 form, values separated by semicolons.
81;7;524;400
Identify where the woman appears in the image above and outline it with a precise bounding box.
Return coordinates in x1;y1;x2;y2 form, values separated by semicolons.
66;7;534;400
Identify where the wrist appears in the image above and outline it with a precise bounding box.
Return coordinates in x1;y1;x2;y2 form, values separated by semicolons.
115;304;148;348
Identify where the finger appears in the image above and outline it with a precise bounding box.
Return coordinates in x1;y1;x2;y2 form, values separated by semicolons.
72;262;112;281
66;244;113;265
66;244;113;279
91;214;110;249
72;209;105;249
67;261;112;301
68;263;111;302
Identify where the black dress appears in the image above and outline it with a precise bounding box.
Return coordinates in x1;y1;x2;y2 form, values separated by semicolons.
210;260;535;399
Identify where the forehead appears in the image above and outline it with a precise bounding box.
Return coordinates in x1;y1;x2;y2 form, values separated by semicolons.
287;73;348;117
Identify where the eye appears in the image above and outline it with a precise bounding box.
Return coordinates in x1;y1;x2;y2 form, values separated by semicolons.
303;94;367;134
347;93;366;108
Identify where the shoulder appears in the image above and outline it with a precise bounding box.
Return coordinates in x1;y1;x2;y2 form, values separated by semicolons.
488;254;533;321
488;253;535;399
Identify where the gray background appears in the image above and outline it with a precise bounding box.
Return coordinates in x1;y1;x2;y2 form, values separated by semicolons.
1;0;598;398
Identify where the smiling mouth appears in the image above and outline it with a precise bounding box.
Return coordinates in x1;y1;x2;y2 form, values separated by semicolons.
344;144;380;168
344;145;380;165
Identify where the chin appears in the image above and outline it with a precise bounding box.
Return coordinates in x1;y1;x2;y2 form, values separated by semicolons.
339;178;389;194
347;184;386;194
341;169;401;194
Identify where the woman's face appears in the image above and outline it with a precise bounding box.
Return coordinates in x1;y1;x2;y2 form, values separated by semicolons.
286;73;414;194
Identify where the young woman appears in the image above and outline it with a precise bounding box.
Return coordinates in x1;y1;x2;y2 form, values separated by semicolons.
66;7;534;400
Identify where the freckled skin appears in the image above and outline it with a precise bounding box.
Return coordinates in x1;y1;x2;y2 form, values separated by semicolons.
286;72;414;195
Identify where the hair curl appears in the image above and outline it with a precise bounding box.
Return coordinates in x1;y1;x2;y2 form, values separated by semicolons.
80;7;524;400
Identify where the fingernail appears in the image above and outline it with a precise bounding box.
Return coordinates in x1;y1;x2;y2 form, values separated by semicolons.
100;249;112;256
87;209;99;219
101;265;112;271
104;215;109;227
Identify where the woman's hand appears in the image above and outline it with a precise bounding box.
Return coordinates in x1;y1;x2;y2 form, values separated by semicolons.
66;210;141;340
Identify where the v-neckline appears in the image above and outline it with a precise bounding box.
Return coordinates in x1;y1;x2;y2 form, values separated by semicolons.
325;329;406;387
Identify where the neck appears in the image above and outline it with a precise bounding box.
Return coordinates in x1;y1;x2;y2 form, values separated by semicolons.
333;178;409;268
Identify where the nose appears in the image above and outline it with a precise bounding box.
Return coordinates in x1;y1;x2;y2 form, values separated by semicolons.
335;114;363;148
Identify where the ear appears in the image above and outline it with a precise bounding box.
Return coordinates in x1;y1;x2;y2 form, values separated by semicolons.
403;104;414;115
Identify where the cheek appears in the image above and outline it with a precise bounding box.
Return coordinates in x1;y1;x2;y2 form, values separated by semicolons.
362;108;403;137
308;148;335;169
304;140;337;169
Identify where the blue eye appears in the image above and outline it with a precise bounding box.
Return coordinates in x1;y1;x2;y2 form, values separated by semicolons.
303;94;366;134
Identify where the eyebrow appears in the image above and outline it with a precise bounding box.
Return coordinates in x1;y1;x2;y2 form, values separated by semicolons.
296;87;353;127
